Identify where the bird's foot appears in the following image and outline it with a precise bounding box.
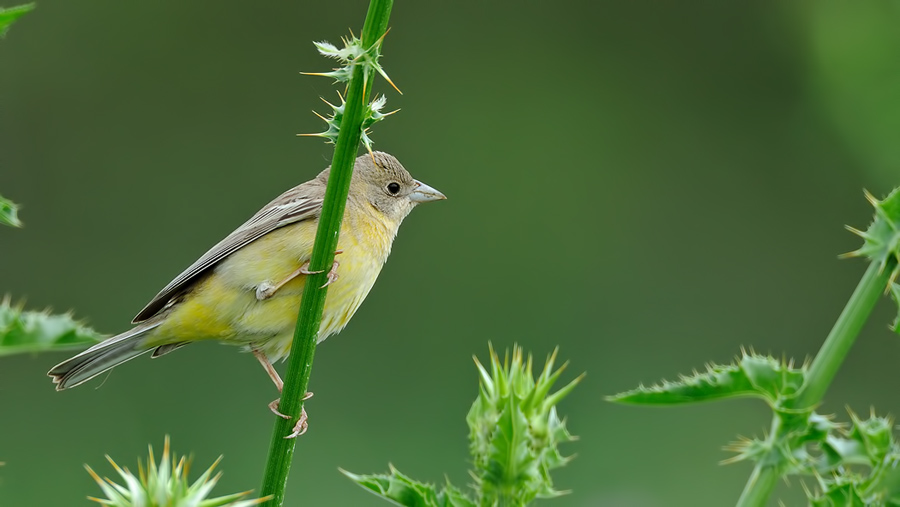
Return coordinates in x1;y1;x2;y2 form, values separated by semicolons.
268;391;314;439
299;249;343;288
256;250;343;300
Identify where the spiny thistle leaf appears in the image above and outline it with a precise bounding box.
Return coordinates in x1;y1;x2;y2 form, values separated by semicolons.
844;187;900;338
86;436;268;507
314;37;365;65
806;475;873;507
360;95;397;152
844;187;900;287
0;193;22;227
341;466;475;507
0;297;103;356
804;410;900;505
468;344;581;506
0;3;34;38
300;94;346;145
306;32;399;93
846;410;894;464
300;30;399;153
607;351;806;406
722;412;844;474
302;93;395;152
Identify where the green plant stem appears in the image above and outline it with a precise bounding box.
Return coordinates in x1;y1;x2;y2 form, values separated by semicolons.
735;416;782;507
735;260;892;507
258;1;393;505
794;260;891;409
736;462;779;507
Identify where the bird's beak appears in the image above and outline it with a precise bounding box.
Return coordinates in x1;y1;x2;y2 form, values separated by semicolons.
409;180;447;203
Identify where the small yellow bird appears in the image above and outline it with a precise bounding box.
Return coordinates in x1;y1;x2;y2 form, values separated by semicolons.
49;151;444;434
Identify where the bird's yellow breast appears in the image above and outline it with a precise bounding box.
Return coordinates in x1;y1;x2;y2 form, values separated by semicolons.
147;205;399;360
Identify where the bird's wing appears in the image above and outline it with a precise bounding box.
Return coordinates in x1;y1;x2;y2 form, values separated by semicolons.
132;184;324;323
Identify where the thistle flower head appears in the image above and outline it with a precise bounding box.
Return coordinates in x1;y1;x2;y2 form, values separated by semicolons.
467;344;582;505
86;437;267;507
344;345;580;506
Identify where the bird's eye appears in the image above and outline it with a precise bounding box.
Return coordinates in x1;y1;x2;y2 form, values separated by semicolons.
386;182;401;195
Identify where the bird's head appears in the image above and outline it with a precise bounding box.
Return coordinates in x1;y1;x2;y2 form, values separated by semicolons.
350;151;446;223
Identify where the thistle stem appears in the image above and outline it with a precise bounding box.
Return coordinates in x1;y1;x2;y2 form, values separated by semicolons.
258;1;393;505
735;463;779;507
735;416;782;507
735;260;891;506
794;260;891;409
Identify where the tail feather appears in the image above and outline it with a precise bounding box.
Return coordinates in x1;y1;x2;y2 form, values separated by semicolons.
48;322;163;390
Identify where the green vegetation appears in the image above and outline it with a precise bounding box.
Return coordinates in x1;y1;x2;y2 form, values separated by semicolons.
86;437;268;507
0;3;34;227
0;194;22;227
345;345;581;506
258;1;396;505
0;3;33;38
611;188;900;505
0;298;103;356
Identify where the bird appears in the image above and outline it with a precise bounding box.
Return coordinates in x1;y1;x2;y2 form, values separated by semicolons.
48;151;445;436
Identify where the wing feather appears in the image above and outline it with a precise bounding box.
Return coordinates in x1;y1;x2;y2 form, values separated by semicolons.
132;182;324;323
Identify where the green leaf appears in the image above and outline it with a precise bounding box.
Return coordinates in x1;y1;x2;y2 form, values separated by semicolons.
789;409;900;505
847;410;894;464
845;188;900;285
0;298;104;356
341;466;475;507
479;398;539;505
0;194;22;227
807;476;871;507
607;351;806;406
0;3;35;38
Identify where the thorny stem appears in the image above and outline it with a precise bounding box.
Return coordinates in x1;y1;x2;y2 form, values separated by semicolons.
735;416;782;507
794;261;891;409
735;260;892;506
258;1;394;505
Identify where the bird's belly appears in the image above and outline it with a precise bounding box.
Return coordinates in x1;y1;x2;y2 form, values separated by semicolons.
250;244;384;360
149;231;385;361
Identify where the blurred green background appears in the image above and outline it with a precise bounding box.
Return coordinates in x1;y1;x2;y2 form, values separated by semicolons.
3;1;900;505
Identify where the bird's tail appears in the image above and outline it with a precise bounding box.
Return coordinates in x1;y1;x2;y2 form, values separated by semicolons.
48;321;163;390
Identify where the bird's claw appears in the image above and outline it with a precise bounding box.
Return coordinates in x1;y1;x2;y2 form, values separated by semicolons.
268;398;291;419
299;250;342;289
268;392;314;438
320;260;340;288
286;411;308;439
